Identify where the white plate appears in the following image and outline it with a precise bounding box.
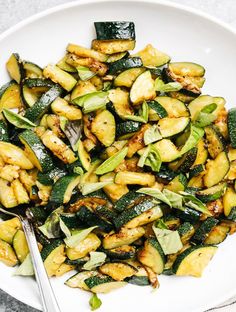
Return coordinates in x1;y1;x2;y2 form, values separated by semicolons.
0;1;236;311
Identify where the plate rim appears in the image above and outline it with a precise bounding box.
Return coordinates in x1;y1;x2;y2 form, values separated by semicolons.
0;0;236;311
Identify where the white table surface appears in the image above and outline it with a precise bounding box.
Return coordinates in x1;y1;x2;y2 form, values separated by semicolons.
0;0;236;311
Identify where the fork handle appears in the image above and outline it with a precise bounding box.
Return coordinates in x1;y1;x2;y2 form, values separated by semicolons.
21;218;61;312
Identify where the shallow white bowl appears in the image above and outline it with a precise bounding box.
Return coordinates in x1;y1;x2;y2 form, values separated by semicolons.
0;1;236;311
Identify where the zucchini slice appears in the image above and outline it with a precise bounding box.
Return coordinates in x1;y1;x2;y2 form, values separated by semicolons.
65;271;98;291
228;108;236;148
23;61;43;78
165;174;187;193
43;64;77;92
173;245;217;277
114;190;144;212
175;207;201;223
158;117;189;138
84;274;126;293
193;139;208;166
94;21;135;40
0;178;17;208
127;124;150;157
24;85;62;121
37;167;67;185
24;78;55;89
203;151;230;187
103;227;145;249
138;238;165;274
66;233;101;260
41;130;77;164
92;39;135;54
196;183;226;203
104;245;136;260
99;262;137;281
177;222;195;245
12;230;29;263
0;217;22;244
204;223;230;245
205;125;226;159
11;179;30;205
114;68;146;88
78;140;91;171
50;174;80;204
189;164;205;178
155;96;189;118
6;53;24;84
168;147;197;173
67;43;108;62
223;187;236;218
116;121;141;137
115;171;155;187
21;85;40;107
108;88;133;119
188;95;225;121
19;130;54;172
0;239;18;267
91;110;116;147
114;196;161;229
153;139;180;162
192;217;219;244
0;83;22;110
108;57;142;75
130;71;156;105
133;44;170;67
76;206;113;232
41;239;66;277
148;100;168;119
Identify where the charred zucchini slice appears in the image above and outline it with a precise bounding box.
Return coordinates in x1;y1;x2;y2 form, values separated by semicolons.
23;61;43;78
103;227;145;249
114;191;144;212
99;262;137;281
92;39;135;54
12;230;29;263
0;217;22;244
94;22;135;40
165;174;187;193
192;217;219;244
116;121;141;137
173;245;217;277
168;147;197;173
138;238;165;274
133;44;170;67
115;171;155;187
204;223;229;245
203;151;230;187
108;88;133;119
104;245;136;260
65;271;97;291
205;125;226;159
177;222;195;244
196;183;226;203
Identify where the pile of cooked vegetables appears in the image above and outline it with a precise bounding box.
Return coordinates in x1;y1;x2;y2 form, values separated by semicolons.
0;20;236;310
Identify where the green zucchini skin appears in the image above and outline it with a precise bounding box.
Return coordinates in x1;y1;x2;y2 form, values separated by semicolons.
196;183;226;203
192;217;219;244
37;167;67;185
227;207;236;221
108;57;143;74
76;206;113;232
19;129;54;172
148;101;168;118
84;275;113;289
24;85;63;121
228;108;236;148
95;206;117;223
125;275;150;286
114;191;144;212
155;166;177;183
0;120;9;142
94;22;135;40
116;121;141;137
175;207;201;223
0;80;15;99
24;78;55;88
50;174;80;205
41;239;64;261
177;222;195;243
27;206;48;223
170;147;197;173
114;196;158;229
104;245;136;260
205;125;226;159
189;164;205;178
60;213;78;229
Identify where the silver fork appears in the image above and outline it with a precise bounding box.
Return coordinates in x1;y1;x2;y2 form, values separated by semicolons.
0;207;61;312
